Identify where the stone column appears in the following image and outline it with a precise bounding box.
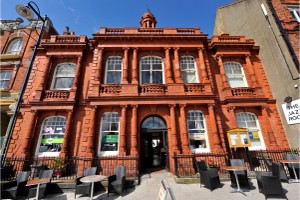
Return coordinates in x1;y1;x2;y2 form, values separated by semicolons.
95;48;104;82
179;104;190;153
164;48;174;83
86;106;97;157
261;106;277;145
130;105;138;155
24;110;37;158
208;104;221;148
173;48;183;83
72;56;82;88
34;56;51;100
227;106;237;128
169;104;179;152
245;54;258;87
217;55;230;88
132;48;138;84
198;48;209;82
60;110;73;157
119;105;127;155
122;48;129;84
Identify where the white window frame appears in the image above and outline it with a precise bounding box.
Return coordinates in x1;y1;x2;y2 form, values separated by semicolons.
104;56;123;84
180;56;199;83
36;116;66;157
187;110;210;153
98;112;120;156
0;71;12;89
140;56;164;84
288;5;300;22
51;63;76;90
236;112;266;150
7;38;23;55
224;62;248;88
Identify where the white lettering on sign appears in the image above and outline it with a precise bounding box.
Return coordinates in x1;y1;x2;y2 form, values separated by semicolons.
282;99;300;125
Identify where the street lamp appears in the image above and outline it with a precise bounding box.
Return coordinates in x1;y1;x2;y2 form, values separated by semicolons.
0;1;47;166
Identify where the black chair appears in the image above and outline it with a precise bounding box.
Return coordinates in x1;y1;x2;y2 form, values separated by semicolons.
256;162;287;199
27;169;53;200
229;159;250;189
1;171;31;199
74;167;97;198
196;160;221;191
284;154;300;179
107;165;126;197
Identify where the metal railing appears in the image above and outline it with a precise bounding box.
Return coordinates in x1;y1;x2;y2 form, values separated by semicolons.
174;148;300;179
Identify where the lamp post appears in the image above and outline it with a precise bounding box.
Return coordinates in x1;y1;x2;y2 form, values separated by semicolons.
0;1;47;166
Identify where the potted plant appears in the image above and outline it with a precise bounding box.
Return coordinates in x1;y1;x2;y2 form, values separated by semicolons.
50;157;67;178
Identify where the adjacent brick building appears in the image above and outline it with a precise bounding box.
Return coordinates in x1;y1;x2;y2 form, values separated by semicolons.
0;18;57;150
214;0;299;148
4;10;289;175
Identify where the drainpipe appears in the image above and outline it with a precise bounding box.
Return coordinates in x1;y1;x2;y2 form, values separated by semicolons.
267;0;300;77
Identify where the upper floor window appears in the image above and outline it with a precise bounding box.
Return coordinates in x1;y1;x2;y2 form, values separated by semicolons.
236;112;265;150
36;116;66;156
51;63;76;90
105;56;122;84
99;112;120;155
288;5;300;22
140;56;164;84
187;111;209;152
180;56;199;83
7;38;23;55
0;71;12;89
224;62;248;88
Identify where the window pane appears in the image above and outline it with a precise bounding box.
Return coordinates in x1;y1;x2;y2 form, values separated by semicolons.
100;112;120;152
187;111;207;150
105;57;122;84
52;63;76;89
7;38;23;55
152;71;162;83
0;71;12;89
180;56;198;83
39;116;66;153
142;71;150;84
224;62;247;88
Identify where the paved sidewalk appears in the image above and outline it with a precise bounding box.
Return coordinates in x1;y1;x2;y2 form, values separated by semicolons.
43;170;299;200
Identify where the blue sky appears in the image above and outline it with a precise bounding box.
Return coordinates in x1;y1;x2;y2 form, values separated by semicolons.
1;0;233;37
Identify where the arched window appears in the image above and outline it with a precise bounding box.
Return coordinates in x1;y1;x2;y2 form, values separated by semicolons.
141;116;167;129
140;56;164;84
187;111;209;152
224;62;247;88
7;38;23;55
51;63;76;90
37;116;66;156
105;56;122;84
236;112;265;149
180;56;199;83
99;112;120;155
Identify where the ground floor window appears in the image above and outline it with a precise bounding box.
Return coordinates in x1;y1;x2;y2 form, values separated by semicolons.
37;116;66;156
187;111;209;152
236;112;265;150
99;112;120;155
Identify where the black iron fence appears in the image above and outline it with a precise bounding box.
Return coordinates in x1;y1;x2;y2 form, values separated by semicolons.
1;155;138;181
174;148;300;179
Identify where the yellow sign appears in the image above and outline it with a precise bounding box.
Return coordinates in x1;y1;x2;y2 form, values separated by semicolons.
227;128;252;148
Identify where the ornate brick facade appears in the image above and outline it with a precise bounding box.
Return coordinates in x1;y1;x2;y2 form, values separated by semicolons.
5;11;289;175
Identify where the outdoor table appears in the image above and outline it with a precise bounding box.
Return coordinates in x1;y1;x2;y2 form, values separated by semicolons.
279;160;300;183
80;175;107;200
26;177;51;200
224;166;247;195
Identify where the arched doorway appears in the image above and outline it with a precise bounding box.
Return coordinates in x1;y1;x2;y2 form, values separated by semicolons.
140;116;168;171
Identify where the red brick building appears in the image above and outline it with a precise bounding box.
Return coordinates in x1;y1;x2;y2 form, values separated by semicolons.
5;11;289;175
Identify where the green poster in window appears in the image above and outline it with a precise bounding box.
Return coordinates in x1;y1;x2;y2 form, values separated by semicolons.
103;135;118;143
41;138;64;144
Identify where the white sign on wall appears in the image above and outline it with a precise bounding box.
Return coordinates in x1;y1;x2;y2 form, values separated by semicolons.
282;99;300;125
